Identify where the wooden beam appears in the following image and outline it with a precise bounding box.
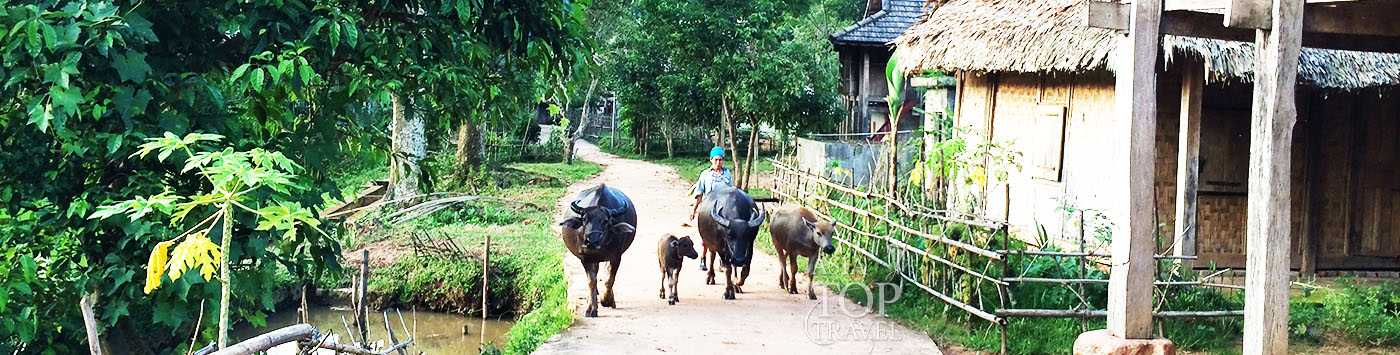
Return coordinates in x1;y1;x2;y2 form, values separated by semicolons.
1174;62;1204;270
1243;0;1302;354
1107;0;1161;341
1098;9;1400;52
1227;0;1400;36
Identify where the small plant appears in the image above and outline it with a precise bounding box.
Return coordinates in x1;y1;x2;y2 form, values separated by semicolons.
91;132;327;348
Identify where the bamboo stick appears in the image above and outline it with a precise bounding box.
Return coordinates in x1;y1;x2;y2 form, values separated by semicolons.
808;208;1007;286
995;309;1244;319
833;235;1003;324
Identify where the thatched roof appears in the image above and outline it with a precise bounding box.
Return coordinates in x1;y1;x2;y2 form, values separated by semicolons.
892;0;1400;89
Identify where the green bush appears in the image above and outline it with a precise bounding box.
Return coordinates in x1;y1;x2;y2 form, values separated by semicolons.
1291;280;1400;347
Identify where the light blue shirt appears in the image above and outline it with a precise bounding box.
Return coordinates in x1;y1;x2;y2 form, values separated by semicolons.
693;168;733;198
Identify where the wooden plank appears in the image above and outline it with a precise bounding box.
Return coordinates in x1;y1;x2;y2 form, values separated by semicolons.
1085;0;1129;31
1106;0;1161;341
1227;0;1272;29
1243;0;1303;354
1174;62;1205;270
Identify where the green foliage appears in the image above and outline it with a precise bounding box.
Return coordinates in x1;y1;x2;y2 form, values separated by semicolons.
600;0;844;154
0;0;593;350
1291;280;1400;347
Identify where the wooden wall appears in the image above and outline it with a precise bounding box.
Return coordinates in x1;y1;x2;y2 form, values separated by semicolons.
954;67;1400;271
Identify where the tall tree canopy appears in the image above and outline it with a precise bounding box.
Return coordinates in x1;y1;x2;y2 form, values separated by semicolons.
0;0;590;351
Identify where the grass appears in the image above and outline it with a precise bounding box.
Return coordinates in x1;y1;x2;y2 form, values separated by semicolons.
1290;280;1400;348
324;149;388;204
346;159;601;354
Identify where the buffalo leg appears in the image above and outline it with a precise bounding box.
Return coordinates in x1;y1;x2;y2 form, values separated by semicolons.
787;254;800;294
723;263;736;300
659;267;668;299
705;250;717;285
601;259;620;308
806;256;819;300
583;262;600;317
737;263;751;290
668;269;680;305
776;248;788;288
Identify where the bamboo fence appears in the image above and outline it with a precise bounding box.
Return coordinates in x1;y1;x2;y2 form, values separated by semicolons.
768;157;1243;354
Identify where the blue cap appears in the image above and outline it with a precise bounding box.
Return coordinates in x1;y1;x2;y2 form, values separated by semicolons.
710;146;725;158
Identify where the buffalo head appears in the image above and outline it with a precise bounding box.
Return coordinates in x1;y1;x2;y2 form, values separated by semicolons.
712;204;766;265
804;218;837;255
561;200;635;250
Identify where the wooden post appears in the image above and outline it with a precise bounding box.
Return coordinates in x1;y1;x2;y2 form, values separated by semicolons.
481;234;490;345
1174;62;1204;271
81;291;102;355
1107;0;1160;340
1243;0;1302;354
358;249;368;345
861;52;871;132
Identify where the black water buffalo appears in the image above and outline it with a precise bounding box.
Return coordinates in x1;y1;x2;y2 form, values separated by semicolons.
696;186;766;300
559;184;638;317
769;205;836;300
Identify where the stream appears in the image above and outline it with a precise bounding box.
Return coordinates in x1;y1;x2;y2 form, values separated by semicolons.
232;306;514;354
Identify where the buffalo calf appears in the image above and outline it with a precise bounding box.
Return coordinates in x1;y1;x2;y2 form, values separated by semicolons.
656;234;698;305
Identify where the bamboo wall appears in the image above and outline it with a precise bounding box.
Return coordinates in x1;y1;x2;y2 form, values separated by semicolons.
953;68;1400;271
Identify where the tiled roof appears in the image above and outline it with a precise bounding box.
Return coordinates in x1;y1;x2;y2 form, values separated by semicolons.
831;0;930;46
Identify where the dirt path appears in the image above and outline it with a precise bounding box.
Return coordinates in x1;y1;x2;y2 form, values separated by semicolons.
533;141;944;355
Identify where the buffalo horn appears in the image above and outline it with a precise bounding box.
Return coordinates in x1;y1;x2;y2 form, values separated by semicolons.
711;205;731;228
747;205;766;228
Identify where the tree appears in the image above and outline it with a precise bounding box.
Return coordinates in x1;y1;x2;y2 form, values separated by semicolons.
602;0;842;183
0;0;593;351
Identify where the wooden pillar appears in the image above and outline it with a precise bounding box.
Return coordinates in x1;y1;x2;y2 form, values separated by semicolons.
1173;62;1204;270
861;51;872;132
1243;0;1303;354
1107;0;1160;340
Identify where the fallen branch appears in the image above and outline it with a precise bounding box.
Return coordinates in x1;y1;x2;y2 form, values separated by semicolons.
210;324;314;355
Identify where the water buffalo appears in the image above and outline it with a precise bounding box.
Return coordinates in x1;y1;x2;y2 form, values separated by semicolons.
656;234;698;305
696;186;765;300
769;205;836;300
559;184;638;317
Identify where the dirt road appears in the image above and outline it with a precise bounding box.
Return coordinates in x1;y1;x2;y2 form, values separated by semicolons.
533;142;944;355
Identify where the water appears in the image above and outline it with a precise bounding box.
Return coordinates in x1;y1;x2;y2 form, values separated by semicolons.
232;306;514;354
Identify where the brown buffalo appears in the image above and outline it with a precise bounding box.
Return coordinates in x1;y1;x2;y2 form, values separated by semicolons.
769;205;835;299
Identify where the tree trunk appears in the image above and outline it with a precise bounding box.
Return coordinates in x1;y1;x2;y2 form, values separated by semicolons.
389;94;425;203
743;118;759;190
721;95;744;188
661;121;674;159
568;78;599;164
218;208;233;349
454;119;482;179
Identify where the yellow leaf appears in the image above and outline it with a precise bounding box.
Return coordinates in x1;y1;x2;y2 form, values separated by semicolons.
200;262;217;281
165;232;223;283
144;240;174;294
